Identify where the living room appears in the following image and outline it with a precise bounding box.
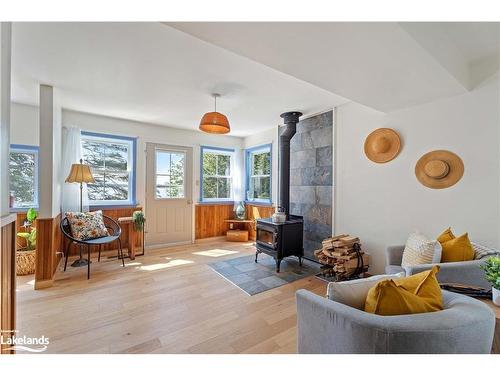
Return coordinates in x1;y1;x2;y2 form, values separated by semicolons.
0;1;499;373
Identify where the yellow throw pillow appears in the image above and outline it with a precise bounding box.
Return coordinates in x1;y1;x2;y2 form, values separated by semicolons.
365;266;443;316
437;227;455;244
440;233;475;262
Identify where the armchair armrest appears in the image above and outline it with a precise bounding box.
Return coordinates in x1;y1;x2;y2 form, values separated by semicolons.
386;245;405;266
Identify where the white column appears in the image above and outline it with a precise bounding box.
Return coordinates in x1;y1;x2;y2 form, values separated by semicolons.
0;23;12;217
38;84;62;218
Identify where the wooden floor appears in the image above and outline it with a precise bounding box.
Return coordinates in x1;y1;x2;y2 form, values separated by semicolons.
16;239;326;354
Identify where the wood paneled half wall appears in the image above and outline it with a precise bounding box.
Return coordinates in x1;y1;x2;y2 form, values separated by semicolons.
1;214;17;354
195;203;274;240
35;214;63;289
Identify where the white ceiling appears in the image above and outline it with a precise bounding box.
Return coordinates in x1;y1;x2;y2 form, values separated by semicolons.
11;22;348;137
169;22;500;112
11;22;499;136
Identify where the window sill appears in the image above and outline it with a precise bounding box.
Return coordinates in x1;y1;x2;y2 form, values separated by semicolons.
89;203;141;210
197;201;235;206
10;207;39;213
244;200;273;207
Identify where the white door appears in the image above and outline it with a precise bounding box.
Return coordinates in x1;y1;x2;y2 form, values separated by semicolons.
145;143;193;247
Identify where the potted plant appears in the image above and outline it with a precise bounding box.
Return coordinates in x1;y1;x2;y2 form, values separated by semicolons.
132;210;145;232
481;256;500;306
16;208;38;276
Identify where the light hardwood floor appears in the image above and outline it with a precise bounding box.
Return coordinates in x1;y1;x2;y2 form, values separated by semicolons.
16;239;326;354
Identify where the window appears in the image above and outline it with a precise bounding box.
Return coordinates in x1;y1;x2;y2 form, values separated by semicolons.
155;149;185;199
246;144;272;203
200;146;234;201
81;132;136;206
9;145;39;209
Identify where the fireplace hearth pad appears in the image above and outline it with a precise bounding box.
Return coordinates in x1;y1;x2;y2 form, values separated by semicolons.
208;253;319;295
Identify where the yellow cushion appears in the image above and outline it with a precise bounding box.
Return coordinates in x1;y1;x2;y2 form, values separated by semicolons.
364;266;443;316
437;227;455;244
440;233;475;262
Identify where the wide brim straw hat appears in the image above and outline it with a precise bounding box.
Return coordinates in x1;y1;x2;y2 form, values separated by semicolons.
415;150;464;189
364;128;401;163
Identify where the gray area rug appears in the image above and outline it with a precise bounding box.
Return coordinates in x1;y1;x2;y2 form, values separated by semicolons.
208;253;320;295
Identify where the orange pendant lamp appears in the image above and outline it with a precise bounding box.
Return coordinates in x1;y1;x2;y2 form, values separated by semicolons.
199;93;230;134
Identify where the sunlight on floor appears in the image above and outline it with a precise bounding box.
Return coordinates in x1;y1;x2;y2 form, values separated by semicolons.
125;262;142;267
139;259;194;271
192;249;239;257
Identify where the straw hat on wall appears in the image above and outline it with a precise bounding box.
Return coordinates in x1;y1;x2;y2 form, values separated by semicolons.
415;150;464;189
364;128;401;163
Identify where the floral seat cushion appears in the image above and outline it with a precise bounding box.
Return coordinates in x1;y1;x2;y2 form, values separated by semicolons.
65;210;110;241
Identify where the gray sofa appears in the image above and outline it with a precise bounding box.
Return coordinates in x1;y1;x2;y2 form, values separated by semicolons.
385;245;491;289
296;289;495;354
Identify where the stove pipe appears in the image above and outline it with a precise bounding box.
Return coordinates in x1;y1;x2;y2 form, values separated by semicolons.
279;111;302;219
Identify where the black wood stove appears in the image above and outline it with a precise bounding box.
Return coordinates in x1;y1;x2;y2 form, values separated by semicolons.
255;111;304;272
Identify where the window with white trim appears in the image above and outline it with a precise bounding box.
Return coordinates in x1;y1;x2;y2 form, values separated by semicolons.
81;132;136;206
246;144;271;202
201;147;234;201
9;145;39;209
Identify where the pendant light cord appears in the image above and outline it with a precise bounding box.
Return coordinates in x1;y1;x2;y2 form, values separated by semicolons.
214;94;217;112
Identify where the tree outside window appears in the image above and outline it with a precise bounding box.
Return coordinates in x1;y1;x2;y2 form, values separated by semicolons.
201;147;233;201
155;150;185;199
246;145;271;202
81;133;136;206
9;146;39;209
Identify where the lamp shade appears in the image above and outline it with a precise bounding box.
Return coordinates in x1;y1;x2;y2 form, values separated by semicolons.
199;111;230;134
65;163;96;184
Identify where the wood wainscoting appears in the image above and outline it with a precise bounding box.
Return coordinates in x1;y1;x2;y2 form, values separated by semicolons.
195;203;274;241
35;214;63;289
245;203;274;240
195;203;234;240
1;214;17;354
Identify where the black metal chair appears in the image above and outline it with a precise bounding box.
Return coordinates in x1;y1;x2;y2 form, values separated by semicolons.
60;215;125;279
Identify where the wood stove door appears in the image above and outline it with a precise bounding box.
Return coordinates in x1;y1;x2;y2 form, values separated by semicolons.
256;226;277;250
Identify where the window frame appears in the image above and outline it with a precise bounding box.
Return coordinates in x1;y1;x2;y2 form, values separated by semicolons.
245;143;272;204
81;131;137;208
199;145;235;203
9;144;40;212
154;148;187;201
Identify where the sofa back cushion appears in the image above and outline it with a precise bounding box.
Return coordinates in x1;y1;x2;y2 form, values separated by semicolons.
327;272;404;310
472;242;499;260
365;266;443;315
66;210;109;241
401;232;442;267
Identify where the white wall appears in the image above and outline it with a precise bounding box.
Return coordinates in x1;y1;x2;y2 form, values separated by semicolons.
0;23;11;217
10;103;245;210
335;76;500;274
243;127;278;205
11;101;38;146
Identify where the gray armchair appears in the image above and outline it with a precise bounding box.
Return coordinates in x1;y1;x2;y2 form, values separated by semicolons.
385;245;491;289
296;289;495;354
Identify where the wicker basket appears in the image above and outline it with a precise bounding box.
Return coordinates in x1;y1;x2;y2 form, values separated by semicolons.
16;249;36;276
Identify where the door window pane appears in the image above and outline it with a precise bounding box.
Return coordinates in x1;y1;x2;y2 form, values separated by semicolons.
155;150;185;199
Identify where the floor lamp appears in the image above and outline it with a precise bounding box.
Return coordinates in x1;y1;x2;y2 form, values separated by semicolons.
65;159;96;267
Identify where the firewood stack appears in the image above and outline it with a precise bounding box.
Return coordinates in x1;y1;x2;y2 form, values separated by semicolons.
314;234;369;280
